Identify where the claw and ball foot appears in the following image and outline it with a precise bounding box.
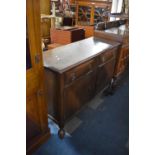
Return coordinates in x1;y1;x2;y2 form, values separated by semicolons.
58;129;65;139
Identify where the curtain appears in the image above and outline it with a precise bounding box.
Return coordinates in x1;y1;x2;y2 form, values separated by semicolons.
111;0;123;13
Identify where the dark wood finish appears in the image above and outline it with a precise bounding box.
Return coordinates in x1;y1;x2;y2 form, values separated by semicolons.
26;0;50;154
94;24;129;77
76;0;112;9
95;19;127;31
43;37;120;138
64;59;96;85
109;14;129;23
96;48;116;93
75;0;112;25
64;69;96;119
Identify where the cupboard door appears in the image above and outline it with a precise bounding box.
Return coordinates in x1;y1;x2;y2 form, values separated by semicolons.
96;57;115;93
64;72;96;120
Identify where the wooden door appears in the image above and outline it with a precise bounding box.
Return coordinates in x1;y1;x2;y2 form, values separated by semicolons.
26;0;50;153
96;60;115;93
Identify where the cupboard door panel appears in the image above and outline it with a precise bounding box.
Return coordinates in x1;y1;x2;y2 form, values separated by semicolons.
64;72;96;120
96;58;115;93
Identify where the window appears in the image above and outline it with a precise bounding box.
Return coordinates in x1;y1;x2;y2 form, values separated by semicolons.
111;0;123;13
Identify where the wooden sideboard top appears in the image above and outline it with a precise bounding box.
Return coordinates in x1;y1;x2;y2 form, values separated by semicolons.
104;25;129;36
43;37;118;73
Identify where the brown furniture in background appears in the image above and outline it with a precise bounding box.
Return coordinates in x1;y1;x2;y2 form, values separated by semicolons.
74;2;95;38
70;0;75;3
43;37;120;139
95;21;129;77
76;25;94;38
63;17;75;26
40;16;51;39
75;0;112;25
108;14;129;24
95;19;127;30
73;1;112;38
26;0;50;154
40;0;51;39
50;26;85;45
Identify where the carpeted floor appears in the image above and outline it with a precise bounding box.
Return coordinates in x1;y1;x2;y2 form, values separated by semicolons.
33;71;129;155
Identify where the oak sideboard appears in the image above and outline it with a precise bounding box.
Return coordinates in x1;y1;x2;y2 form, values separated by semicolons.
43;37;120;138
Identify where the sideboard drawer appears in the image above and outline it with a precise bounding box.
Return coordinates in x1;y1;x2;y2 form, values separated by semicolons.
98;48;115;65
64;59;96;85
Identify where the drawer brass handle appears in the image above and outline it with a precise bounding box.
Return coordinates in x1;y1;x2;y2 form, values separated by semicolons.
71;73;76;81
86;70;93;75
